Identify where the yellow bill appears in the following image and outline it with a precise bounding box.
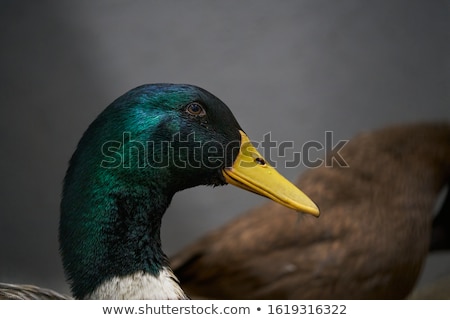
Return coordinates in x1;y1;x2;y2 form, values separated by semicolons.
222;130;320;216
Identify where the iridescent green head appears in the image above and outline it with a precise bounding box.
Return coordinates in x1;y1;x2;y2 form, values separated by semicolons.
59;84;243;298
59;83;318;299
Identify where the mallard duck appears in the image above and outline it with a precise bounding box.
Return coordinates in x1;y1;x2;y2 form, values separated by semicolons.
172;122;450;299
0;83;319;300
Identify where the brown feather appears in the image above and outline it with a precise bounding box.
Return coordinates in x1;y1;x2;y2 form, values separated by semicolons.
0;283;70;300
172;122;450;299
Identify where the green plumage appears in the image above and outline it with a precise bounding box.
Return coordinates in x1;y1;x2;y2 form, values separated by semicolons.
59;84;242;299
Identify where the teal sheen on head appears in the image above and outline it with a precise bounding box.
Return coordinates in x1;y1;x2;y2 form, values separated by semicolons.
59;83;319;299
59;84;242;299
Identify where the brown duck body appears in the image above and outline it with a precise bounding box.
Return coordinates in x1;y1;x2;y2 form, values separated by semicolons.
0;283;69;300
172;122;450;299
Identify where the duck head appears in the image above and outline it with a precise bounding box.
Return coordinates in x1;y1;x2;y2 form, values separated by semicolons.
59;84;319;299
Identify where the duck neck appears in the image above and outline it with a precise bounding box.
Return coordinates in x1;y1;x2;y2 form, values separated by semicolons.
60;177;186;299
86;267;187;300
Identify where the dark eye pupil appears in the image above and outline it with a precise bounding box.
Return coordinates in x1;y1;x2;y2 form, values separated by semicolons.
190;104;200;113
187;103;204;115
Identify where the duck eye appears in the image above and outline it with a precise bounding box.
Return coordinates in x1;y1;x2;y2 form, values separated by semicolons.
186;102;206;116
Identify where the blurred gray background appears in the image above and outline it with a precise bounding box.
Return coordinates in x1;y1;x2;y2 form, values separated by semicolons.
0;0;449;296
